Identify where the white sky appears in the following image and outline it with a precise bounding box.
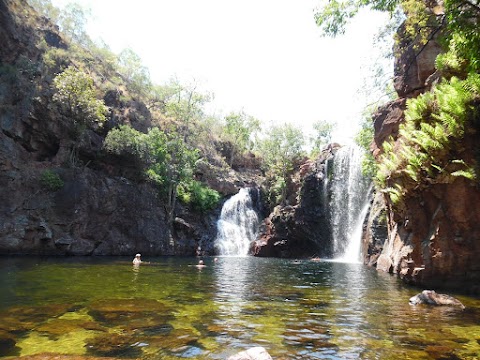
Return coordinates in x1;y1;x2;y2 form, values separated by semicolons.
52;0;392;145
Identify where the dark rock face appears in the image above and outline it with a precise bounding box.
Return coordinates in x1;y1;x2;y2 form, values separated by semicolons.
0;0;220;256
362;191;388;267
254;156;332;258
0;167;179;256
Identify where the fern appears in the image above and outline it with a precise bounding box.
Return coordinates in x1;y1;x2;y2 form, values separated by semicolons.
451;169;476;180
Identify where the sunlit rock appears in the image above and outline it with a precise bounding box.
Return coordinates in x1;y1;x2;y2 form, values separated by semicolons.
409;290;465;309
228;346;273;360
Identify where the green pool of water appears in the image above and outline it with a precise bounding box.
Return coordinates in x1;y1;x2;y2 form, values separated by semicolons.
0;256;479;359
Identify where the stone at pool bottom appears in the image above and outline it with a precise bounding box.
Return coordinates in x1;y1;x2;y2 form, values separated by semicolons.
2;355;125;360
228;346;273;360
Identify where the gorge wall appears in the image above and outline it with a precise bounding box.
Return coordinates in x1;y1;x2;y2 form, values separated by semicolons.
363;9;480;294
0;0;257;256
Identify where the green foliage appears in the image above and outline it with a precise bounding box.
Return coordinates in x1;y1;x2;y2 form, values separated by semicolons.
258;123;305;206
53;66;108;128
377;74;480;206
178;180;221;211
438;0;480;74
42;46;70;72
104;125;205;218
117;48;152;97
222;111;260;166
57;2;91;46
314;0;398;37
354;116;377;179
103;125;148;159
161;78;213;136
309;120;333;156
40;170;64;191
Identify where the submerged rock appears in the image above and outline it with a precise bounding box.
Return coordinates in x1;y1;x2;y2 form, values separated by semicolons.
0;329;17;356
85;333;143;357
409;290;465;309
228;346;273;360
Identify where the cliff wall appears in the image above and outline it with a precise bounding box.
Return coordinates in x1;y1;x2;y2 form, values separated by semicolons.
364;11;480;293
0;0;234;256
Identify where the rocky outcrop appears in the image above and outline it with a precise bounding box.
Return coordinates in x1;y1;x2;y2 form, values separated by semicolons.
393;20;443;98
362;190;388;267
0;0;224;256
0;165;221;255
253;152;334;258
367;9;480;294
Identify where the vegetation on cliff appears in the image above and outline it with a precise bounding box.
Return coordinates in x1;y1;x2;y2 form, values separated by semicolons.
12;0;339;228
317;0;480;207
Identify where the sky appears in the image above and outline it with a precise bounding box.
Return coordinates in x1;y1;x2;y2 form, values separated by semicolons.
51;0;392;145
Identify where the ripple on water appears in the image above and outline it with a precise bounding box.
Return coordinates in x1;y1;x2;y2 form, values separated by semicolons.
1;257;480;360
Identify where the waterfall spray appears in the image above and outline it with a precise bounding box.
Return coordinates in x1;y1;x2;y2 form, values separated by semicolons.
329;145;371;262
215;188;260;256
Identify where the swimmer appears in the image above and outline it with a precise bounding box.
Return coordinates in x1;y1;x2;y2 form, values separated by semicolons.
196;260;206;269
133;253;142;266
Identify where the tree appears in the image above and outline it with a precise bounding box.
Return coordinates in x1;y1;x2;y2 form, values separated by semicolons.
58;2;91;46
161;77;213;141
117;48;152;97
309;120;334;155
314;0;399;37
104;125;202;246
53;66;108;129
223;111;261;166
259;123;305;205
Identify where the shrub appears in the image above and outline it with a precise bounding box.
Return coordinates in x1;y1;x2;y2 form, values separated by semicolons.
53;66;108;128
178;180;221;211
40;169;64;191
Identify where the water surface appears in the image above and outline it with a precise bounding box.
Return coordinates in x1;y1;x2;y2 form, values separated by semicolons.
1;256;479;359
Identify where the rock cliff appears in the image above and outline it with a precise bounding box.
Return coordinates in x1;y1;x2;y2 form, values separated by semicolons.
364;10;480;294
0;0;257;256
254;149;336;258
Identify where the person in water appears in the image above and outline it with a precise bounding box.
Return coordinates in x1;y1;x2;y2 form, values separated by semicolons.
133;253;142;266
196;259;206;268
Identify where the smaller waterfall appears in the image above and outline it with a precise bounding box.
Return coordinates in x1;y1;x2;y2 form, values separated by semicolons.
215;188;260;256
330;145;371;262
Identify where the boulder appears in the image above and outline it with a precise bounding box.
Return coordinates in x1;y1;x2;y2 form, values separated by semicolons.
409;290;465;309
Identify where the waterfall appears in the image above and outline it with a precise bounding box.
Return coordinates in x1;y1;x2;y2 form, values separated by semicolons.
215;188;260;256
329;145;371;262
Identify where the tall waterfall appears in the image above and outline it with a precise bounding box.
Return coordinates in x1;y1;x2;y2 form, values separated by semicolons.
329;145;371;262
215;188;260;256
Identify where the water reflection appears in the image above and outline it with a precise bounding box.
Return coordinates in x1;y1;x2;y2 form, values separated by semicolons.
1;257;480;359
214;257;251;319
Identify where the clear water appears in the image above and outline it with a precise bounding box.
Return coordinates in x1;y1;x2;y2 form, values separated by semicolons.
1;256;480;359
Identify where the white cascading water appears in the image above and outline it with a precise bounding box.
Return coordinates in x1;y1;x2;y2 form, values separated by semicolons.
215;188;260;256
329;145;371;262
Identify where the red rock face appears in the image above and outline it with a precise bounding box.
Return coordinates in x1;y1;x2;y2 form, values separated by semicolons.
376;178;480;293
367;15;480;294
393;21;443;98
